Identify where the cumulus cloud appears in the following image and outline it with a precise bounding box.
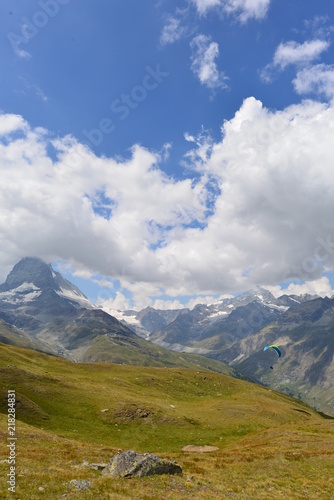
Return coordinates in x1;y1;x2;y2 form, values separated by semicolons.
190;0;271;22
96;291;133;312
293;64;334;99
190;34;228;92
1;97;334;307
0;114;28;135
265;277;333;299
0;113;206;285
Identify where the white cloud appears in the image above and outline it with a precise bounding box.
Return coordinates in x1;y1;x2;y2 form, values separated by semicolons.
293;64;334;99
260;39;331;93
273;39;330;69
154;97;334;298
265;277;333;299
190;0;271;22
19;77;48;103
160;13;189;45
0;115;206;287
1;98;334;308
190;34;228;92
97;291;132;312
0;114;27;136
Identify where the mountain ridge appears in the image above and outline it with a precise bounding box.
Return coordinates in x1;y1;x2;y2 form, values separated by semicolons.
0;257;241;376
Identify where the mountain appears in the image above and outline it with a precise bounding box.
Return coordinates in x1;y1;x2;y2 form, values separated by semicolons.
211;296;334;416
117;287;306;355
0;317;37;350
0;257;131;358
112;306;189;339
114;289;333;415
0;258;241;376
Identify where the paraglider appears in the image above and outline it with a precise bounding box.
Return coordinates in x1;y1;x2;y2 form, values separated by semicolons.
263;345;281;357
264;345;281;370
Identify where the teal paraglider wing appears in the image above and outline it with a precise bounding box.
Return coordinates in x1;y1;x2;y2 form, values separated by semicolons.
263;345;281;357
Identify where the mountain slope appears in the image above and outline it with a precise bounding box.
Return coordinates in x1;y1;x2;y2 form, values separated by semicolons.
116;292;334;416
0;258;241;375
217;297;334;416
1;342;333;498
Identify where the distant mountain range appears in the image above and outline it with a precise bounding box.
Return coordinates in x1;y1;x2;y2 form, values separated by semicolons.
111;288;318;353
112;288;334;416
0;258;241;377
1;257;333;415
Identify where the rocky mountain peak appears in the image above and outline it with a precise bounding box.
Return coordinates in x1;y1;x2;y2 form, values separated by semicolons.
0;257;94;310
2;257;54;291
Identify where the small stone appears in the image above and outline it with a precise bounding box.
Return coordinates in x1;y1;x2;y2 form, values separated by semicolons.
67;479;91;490
38;486;45;491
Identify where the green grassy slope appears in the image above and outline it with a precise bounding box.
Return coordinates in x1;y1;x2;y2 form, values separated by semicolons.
0;343;333;499
0;309;249;377
0;319;35;349
74;331;246;376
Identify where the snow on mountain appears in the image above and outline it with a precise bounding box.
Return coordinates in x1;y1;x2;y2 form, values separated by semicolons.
0;282;42;304
56;286;96;309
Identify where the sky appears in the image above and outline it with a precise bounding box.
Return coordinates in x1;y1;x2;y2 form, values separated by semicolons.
1;0;334;311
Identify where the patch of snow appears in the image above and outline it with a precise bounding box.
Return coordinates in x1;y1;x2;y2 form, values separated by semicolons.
265;303;289;312
0;282;42;304
289;297;300;303
208;311;228;319
56;287;95;309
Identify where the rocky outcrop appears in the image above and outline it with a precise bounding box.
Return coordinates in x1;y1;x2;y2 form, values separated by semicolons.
102;450;182;478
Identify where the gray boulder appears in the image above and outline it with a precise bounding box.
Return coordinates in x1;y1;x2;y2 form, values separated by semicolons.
67;479;91;490
102;450;182;478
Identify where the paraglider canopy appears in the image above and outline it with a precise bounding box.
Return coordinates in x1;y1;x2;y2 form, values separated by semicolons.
264;345;281;357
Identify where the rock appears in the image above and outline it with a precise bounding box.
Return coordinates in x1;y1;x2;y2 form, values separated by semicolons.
102;450;182;478
90;462;108;470
67;479;91;490
182;445;219;452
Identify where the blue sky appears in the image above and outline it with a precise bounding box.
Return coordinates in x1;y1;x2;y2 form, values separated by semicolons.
1;0;334;311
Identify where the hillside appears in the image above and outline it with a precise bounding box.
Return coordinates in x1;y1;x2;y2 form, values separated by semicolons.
0;343;333;498
219;298;334;417
0;258;241;375
117;294;334;417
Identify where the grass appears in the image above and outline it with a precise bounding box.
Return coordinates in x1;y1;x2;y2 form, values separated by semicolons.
0;342;333;499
